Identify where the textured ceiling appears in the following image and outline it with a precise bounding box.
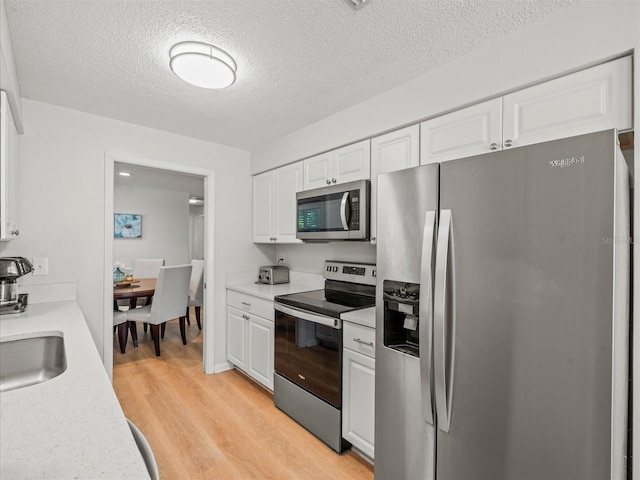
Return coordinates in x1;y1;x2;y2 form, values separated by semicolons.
4;0;578;152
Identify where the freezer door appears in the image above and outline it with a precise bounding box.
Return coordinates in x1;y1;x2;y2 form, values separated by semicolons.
436;129;629;480
375;164;439;480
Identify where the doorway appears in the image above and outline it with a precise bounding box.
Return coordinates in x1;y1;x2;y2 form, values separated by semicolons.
103;152;216;380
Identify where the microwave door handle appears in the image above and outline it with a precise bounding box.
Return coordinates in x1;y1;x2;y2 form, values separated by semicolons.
340;192;350;230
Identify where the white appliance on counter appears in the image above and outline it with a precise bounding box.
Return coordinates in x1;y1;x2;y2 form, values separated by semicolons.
375;129;630;479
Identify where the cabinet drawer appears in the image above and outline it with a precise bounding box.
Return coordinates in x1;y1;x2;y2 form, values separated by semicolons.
227;290;274;321
344;322;375;359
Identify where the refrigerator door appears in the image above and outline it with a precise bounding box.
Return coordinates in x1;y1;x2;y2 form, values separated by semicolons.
375;164;439;480
436;130;629;480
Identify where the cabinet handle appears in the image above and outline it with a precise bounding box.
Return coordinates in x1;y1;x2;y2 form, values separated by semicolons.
10;229;19;236
241;301;251;306
504;139;513;148
243;314;249;320
326;179;331;185
353;338;374;347
489;143;498;150
331;178;337;183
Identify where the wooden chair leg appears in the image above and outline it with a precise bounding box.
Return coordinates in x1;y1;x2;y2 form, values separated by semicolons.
185;306;191;325
129;321;138;347
117;323;128;354
179;316;187;345
150;324;161;356
195;306;201;330
161;322;166;338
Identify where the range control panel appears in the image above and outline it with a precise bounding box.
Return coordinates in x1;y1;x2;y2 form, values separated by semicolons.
324;261;376;286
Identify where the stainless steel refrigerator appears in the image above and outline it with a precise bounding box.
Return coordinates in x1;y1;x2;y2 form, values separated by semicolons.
375;129;630;480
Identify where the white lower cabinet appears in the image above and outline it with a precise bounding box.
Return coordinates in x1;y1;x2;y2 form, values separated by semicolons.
226;290;274;390
342;321;375;460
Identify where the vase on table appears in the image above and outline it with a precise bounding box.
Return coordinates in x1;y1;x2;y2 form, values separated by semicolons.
113;267;125;283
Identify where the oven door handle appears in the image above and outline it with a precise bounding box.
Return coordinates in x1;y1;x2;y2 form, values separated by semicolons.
275;303;342;329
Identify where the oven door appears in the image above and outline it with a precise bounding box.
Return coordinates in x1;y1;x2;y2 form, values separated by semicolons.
274;303;343;408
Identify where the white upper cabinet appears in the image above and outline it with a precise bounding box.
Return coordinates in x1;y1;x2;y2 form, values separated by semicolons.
503;56;632;149
420;98;502;165
303;140;370;190
370;125;420;243
252;161;303;244
302;152;332;190
0;91;19;241
420;56;631;165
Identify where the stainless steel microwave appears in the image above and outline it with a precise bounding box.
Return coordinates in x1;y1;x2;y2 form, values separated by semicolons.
296;180;370;241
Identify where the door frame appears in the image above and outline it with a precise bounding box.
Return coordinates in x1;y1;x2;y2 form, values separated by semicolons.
103;151;216;379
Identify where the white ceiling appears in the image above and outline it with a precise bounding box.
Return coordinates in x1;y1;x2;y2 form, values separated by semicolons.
114;162;205;198
4;0;579;153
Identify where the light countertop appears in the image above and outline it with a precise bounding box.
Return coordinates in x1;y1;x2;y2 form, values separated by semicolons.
226;281;322;301
341;306;376;329
0;301;149;480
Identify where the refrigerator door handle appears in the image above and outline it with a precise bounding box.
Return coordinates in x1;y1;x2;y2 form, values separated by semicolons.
419;210;437;425
434;209;456;433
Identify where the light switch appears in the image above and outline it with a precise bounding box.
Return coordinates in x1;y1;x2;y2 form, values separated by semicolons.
32;257;49;276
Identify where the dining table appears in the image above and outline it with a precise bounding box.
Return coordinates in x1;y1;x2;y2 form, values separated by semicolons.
113;277;156;347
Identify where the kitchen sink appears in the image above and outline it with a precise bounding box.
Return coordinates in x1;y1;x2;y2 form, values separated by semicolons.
0;333;67;392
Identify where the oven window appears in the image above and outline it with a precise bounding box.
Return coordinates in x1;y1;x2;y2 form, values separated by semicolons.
275;310;342;408
297;192;347;232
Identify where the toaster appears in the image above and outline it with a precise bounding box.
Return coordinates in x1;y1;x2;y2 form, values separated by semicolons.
258;265;290;284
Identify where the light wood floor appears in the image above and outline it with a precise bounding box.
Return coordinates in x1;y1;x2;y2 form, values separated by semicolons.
113;315;374;480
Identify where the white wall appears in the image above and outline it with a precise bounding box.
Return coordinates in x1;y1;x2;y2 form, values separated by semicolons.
0;99;273;371
275;242;375;274
113;185;190;270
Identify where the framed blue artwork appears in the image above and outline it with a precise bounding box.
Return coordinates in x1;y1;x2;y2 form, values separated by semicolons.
114;213;142;238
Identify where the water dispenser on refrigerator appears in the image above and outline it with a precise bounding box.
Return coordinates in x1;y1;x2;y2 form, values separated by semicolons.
382;280;421;356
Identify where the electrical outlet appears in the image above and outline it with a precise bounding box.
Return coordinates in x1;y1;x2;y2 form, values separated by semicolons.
32;257;49;276
278;254;286;265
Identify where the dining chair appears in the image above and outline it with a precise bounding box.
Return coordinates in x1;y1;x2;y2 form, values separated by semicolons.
185;259;204;330
126;264;192;356
133;258;165;279
113;310;129;354
127;419;159;480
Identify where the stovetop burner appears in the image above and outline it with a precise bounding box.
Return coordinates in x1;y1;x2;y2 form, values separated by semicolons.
274;260;376;319
275;287;375;319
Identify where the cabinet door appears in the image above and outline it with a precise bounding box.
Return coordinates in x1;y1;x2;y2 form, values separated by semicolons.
342;348;375;459
0;91;18;241
248;314;274;390
421;98;502;165
273;162;303;243
331;140;371;184
370;125;420;244
252;172;274;243
227;307;248;370
303;152;332;190
503;56;632;149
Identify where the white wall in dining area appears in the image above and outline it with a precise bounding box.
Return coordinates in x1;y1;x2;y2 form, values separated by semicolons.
113;185;190;272
0;99;273;371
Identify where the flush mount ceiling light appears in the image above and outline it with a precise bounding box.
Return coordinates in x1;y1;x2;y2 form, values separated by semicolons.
344;0;369;9
169;41;237;89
